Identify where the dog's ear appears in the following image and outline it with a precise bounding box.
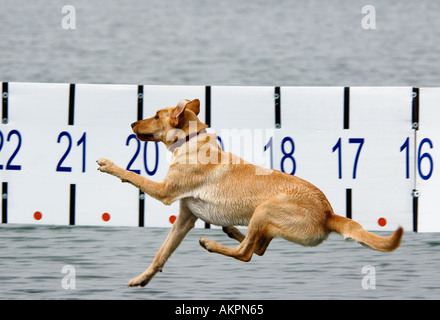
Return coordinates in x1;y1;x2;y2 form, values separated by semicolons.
171;99;200;127
171;99;189;127
185;99;200;115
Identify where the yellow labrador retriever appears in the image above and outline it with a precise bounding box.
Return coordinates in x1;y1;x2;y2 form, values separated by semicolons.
97;98;403;287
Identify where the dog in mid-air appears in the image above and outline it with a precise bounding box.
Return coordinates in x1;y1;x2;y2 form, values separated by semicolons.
97;98;403;287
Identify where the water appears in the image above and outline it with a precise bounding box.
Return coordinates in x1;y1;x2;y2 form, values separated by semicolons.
1;0;440;86
1;0;440;300
0;224;439;300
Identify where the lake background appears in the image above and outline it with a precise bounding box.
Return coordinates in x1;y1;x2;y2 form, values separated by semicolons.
1;0;440;300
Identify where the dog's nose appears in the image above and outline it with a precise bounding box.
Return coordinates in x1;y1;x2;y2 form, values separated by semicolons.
131;121;137;128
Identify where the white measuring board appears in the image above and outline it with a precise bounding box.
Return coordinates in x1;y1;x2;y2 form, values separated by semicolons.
1;82;437;232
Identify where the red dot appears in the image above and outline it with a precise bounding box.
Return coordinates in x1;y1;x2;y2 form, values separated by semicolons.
169;215;177;224
102;213;111;222
378;217;387;227
33;211;42;220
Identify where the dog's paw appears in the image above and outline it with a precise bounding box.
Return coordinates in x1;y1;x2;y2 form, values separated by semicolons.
96;158;116;174
128;274;150;287
199;237;214;252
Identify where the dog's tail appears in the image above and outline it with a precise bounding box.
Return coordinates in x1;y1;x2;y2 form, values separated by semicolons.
327;214;403;252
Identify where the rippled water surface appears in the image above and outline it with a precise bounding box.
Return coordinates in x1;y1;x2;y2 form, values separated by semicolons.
1;0;440;87
0;224;439;299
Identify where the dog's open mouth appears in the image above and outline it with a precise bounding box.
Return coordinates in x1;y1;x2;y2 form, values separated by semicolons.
136;133;155;141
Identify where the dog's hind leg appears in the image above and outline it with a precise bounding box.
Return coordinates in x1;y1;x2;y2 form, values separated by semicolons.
222;226;272;256
222;226;245;242
128;202;198;287
200;206;272;262
254;236;272;256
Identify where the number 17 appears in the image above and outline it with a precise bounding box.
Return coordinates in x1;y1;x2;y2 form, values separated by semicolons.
332;138;365;179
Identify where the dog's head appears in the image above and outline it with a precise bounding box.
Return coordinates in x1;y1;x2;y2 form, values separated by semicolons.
131;99;208;148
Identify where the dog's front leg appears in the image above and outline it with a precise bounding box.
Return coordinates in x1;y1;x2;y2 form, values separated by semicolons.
97;158;176;205
128;202;198;287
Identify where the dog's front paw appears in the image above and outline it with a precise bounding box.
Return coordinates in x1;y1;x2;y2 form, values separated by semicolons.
128;274;150;287
97;158;117;175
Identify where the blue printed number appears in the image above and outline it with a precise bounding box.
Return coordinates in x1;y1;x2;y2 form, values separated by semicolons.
56;132;72;172
400;137;410;179
332;138;365;179
280;137;296;175
262;136;296;175
263;136;273;170
126;134;141;174
0;129;22;170
126;134;159;176
418;138;434;180
400;137;434;180
217;136;224;151
56;131;86;172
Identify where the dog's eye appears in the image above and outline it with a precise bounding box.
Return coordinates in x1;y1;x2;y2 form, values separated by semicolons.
154;115;159;120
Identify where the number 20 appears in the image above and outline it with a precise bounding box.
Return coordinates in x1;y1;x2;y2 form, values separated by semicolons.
126;134;159;176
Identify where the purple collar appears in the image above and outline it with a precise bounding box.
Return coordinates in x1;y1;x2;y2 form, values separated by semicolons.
169;129;207;152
